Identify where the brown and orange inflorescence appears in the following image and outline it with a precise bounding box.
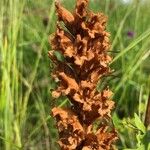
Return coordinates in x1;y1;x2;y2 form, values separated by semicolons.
49;0;118;149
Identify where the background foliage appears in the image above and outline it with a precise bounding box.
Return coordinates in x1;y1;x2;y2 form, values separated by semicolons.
0;0;150;149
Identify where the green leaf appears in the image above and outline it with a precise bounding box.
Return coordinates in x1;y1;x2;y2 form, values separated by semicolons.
123;148;137;150
136;145;145;150
134;113;146;133
54;51;65;62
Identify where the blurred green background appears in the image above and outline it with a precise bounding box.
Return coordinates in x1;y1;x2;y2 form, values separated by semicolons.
0;0;150;149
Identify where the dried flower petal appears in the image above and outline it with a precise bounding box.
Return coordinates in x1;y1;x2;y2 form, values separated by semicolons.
55;2;74;24
75;0;89;18
82;126;117;150
49;0;117;149
52;107;84;149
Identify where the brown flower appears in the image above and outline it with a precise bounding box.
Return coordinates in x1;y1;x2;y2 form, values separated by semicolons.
52;107;84;149
49;0;118;149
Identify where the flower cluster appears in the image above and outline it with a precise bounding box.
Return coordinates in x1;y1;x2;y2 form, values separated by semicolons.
49;0;117;149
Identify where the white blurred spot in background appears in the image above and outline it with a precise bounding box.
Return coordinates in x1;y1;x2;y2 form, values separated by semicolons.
122;0;131;3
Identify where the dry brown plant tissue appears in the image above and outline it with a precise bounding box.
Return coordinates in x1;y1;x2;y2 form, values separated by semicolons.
49;0;118;149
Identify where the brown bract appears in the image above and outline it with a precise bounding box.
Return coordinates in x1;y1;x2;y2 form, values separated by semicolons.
52;107;84;149
49;0;117;149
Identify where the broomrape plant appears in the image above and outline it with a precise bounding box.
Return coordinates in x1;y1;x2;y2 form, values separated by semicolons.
49;0;117;149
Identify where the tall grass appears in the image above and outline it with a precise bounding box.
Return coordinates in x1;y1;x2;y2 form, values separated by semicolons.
0;0;150;149
0;0;25;149
0;0;56;149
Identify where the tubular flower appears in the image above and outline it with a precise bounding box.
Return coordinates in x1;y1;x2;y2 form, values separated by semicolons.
49;0;118;149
